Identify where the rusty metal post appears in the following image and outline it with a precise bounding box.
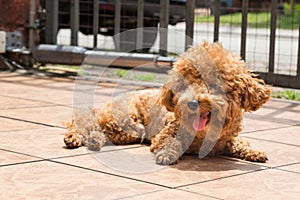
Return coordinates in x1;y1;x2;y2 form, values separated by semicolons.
136;0;144;52
70;0;79;46
29;0;36;50
269;0;277;73
45;0;58;44
93;0;99;48
159;0;169;56
114;0;121;51
214;0;220;42
185;0;195;50
240;0;248;61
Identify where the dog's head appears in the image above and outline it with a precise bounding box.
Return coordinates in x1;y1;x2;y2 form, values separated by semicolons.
161;83;227;135
161;42;271;116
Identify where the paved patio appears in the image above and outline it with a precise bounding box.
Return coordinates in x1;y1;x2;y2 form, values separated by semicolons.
0;71;300;199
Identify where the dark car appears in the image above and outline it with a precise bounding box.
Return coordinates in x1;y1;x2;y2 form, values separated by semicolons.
43;0;186;51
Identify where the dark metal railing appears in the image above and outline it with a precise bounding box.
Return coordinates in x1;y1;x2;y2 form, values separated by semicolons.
44;0;300;89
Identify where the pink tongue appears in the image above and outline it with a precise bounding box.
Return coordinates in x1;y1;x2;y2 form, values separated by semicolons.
193;112;208;131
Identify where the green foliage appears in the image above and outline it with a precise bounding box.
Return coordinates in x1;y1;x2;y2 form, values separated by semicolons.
272;90;300;101
195;4;300;29
116;69;128;78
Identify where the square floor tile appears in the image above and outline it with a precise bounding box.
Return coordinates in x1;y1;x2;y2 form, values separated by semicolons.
0;161;163;199
0;127;86;159
2;105;73;127
54;146;265;188
242;117;287;133
180;169;300;199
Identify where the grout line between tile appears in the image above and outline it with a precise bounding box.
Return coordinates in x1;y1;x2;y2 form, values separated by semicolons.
48;159;173;189
0;115;65;129
272;161;300;169
0;159;46;168
114;189;166;200
117;188;223;200
242;135;300;148
0;148;45;160
176;188;224;200
241;124;297;134
50;145;144;160
174;168;268;189
245;114;300;126
215;156;272;169
275;168;300;175
0;104;67;111
0;127;42;133
0;94;60;106
0;78;75;92
0;143;144;163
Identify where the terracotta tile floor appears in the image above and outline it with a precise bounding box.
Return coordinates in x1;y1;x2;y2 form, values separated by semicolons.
0;71;300;199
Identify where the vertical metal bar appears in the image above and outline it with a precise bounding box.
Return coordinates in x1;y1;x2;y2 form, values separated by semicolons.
70;0;79;46
240;0;248;60
269;0;277;73
214;0;220;42
29;0;36;50
185;0;195;50
114;0;121;51
159;0;169;56
136;0;144;52
45;0;58;44
93;0;99;48
297;10;300;77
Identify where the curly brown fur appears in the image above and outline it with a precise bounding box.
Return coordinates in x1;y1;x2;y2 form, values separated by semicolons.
64;42;271;165
159;42;271;162
64;89;175;153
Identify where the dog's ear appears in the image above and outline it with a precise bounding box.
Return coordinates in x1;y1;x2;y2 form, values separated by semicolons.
160;84;178;112
241;76;271;112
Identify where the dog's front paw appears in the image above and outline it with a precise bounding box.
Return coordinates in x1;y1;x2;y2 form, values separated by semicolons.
156;150;179;165
64;133;82;148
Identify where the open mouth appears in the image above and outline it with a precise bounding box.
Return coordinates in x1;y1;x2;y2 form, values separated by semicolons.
192;112;211;131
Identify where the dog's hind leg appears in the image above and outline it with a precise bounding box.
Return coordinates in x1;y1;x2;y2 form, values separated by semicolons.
224;137;268;162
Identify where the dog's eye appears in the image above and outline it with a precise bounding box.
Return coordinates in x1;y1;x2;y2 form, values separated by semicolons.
187;100;199;111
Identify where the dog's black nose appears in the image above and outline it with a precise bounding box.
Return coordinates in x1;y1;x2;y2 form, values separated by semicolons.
187;100;199;111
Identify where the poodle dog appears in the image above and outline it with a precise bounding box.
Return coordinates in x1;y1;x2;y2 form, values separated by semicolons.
64;42;271;165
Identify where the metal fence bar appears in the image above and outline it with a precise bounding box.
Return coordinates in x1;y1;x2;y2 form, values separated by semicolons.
297;10;300;77
93;0;99;48
159;0;169;56
45;0;58;44
240;0;248;61
29;0;36;50
185;0;195;50
114;0;121;51
268;0;277;73
70;0;79;46
213;0;220;42
136;0;144;52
